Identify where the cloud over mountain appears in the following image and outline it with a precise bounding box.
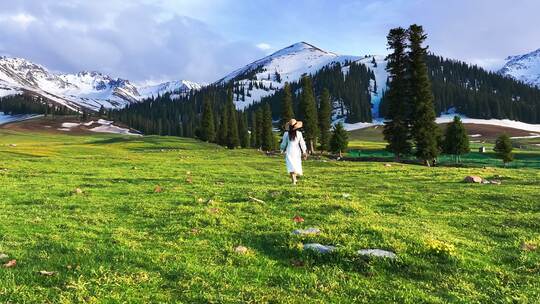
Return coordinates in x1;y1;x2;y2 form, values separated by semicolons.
0;0;265;82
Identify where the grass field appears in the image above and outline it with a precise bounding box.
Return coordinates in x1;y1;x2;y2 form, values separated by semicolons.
1;128;539;303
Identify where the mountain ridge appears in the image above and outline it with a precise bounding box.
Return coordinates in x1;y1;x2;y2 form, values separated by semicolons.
0;56;201;111
499;48;540;87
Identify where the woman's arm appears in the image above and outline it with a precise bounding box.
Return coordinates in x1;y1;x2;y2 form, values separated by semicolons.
298;132;307;154
280;132;289;152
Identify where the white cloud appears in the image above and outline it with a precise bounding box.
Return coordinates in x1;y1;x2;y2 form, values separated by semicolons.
0;1;265;82
256;43;271;50
0;13;36;29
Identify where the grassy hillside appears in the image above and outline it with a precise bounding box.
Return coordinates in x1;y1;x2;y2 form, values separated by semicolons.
0;129;539;303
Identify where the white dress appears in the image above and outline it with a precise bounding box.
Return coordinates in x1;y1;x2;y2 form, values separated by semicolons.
280;131;307;175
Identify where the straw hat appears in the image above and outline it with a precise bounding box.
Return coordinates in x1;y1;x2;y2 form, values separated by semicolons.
285;119;303;130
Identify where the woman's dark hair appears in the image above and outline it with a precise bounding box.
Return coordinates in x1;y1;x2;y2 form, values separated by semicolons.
289;125;297;141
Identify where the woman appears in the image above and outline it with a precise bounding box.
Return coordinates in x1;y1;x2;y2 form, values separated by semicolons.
280;119;307;185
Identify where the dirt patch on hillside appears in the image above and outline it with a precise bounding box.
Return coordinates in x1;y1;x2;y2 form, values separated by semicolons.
0;116;138;135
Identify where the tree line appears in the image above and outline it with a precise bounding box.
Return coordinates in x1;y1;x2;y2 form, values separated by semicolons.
380;55;540;123
0;95;74;116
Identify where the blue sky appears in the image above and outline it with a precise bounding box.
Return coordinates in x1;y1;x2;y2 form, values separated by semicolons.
0;0;538;82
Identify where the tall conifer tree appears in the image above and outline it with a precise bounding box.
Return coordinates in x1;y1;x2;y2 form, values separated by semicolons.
330;122;349;157
217;106;229;146
298;75;319;153
261;103;274;151
442;116;469;163
318;88;332;151
494;134;513;166
255;108;264;149
383;27;411;161
238;111;250;148
280;83;294;133
408;24;440;166
250;111;258;148
226;89;240;148
200;97;215;142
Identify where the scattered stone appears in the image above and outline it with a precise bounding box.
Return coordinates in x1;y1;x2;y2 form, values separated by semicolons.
357;249;397;259
521;242;538;252
196;198;204;203
8;144;17;147
342;193;351;199
482;179;501;185
74;188;83;195
3;259;16;268
248;196;265;204
384;163;392;167
464;176;483;183
303;243;336;254
234;245;249;254
292;228;321;235
38;270;57;276
292;215;304;223
186;177;193;184
154;186;163;193
215;181;224;186
190;228;200;235
131;166;137;170
0;253;8;260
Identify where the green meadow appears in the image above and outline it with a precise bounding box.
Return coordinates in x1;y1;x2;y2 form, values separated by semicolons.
1;129;539;303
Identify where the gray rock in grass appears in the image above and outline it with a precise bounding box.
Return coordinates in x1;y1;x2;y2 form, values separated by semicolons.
357;249;397;259
303;243;336;254
292;228;321;235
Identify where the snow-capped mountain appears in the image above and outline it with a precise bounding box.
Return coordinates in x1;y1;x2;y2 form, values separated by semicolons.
0;56;201;111
137;80;202;99
217;42;360;110
499;48;540;88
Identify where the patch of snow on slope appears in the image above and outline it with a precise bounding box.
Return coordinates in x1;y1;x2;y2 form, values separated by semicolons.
89;119;140;136
0;87;21;98
342;113;540;133
0;112;41;125
355;56;387;118
436;114;540;133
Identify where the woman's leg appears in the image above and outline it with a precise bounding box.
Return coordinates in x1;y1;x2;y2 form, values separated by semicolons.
291;173;297;185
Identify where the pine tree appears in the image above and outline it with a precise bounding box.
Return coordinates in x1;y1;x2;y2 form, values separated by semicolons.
217;106;229;146
318;88;332;151
330;123;349;157
200;97;215;142
280;83;294;133
408;24;440;166
98;105;106;117
442;116;469;163
261;103;274;151
238;111;250;148
226;89;240;149
298;75;319;153
494;134;513;166
250;111;258;148
255;108;264;149
383;27;411;161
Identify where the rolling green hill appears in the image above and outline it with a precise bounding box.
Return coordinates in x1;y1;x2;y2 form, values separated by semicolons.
0;129;539;303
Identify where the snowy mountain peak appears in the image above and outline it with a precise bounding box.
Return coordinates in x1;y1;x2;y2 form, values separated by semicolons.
499;48;540;88
217;41;359;110
273;41;335;56
0;56;201;111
